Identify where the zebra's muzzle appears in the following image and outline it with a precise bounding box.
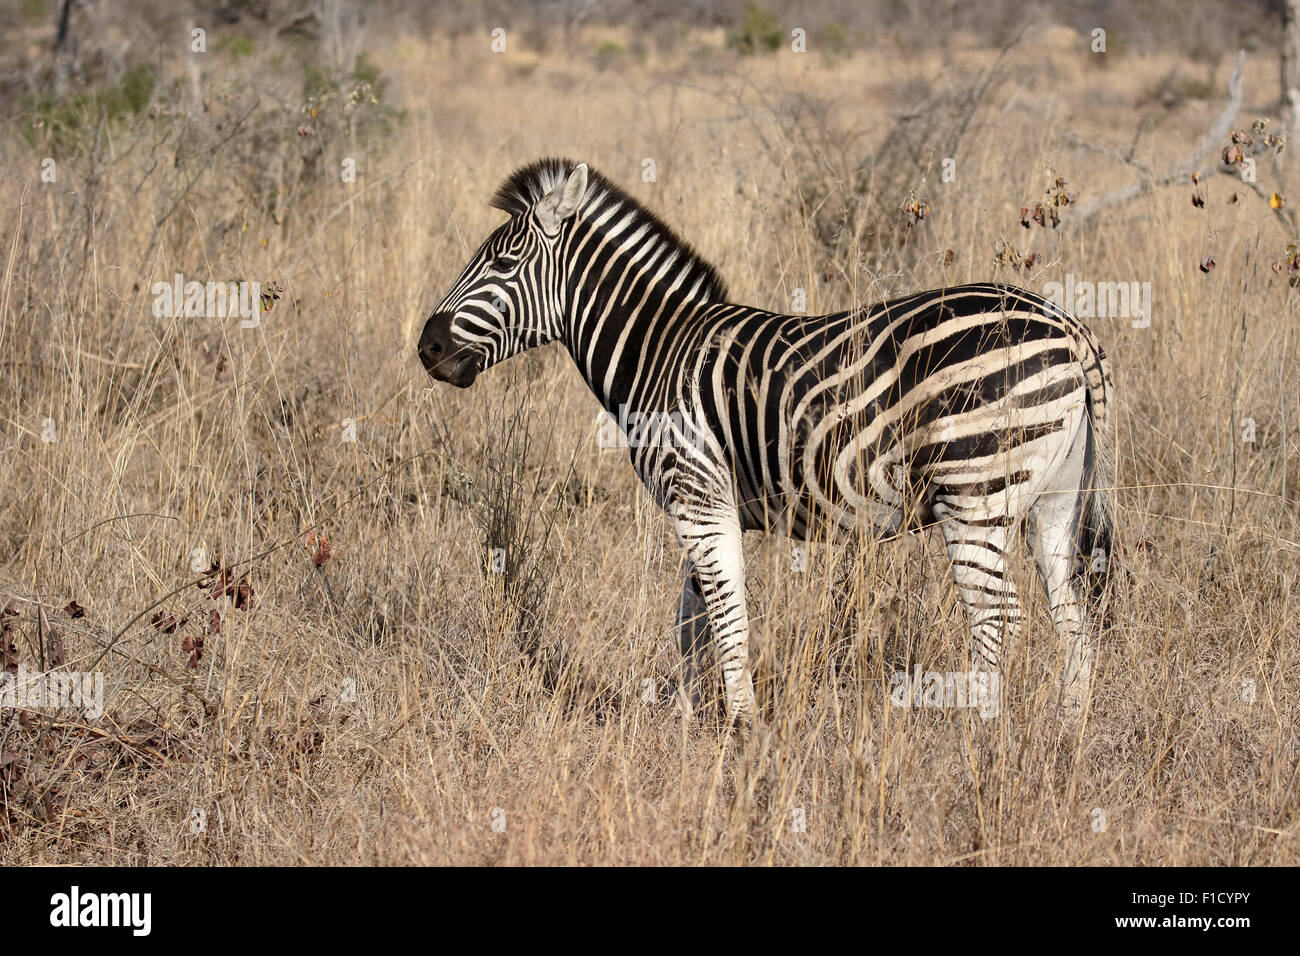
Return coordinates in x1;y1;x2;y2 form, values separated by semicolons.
419;312;480;388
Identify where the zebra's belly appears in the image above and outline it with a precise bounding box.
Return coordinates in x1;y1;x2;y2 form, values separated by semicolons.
741;429;922;539
777;376;1087;535
772;453;926;540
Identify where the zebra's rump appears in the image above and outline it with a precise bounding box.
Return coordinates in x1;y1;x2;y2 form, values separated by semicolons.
726;283;1097;535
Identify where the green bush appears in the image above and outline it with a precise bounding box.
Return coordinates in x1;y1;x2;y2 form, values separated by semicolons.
21;63;157;156
216;34;256;61
822;22;849;58
301;51;404;143
727;4;782;55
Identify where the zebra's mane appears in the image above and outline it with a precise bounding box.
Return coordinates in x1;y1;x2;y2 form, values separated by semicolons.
490;158;729;303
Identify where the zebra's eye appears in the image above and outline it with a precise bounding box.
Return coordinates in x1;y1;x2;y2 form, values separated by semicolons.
492;256;519;272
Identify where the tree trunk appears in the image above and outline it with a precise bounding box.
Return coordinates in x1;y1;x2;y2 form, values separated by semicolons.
1283;0;1300;134
52;0;75;96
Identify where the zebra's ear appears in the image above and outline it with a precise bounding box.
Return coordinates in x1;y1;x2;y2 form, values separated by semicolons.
535;163;588;235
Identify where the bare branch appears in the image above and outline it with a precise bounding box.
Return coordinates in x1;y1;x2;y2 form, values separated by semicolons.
1069;51;1245;228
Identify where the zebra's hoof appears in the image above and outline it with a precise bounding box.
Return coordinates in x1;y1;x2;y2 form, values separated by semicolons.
676;686;700;721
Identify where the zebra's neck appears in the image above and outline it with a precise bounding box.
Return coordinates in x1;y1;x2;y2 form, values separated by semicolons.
559;199;728;413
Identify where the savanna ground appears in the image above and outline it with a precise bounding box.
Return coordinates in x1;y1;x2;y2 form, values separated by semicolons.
0;0;1297;865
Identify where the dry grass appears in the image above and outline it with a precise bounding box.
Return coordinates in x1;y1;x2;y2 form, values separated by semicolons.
0;14;1297;865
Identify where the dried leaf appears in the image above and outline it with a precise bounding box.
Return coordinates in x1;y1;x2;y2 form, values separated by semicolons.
181;633;204;669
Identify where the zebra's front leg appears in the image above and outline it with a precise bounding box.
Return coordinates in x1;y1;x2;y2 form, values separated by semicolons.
673;504;756;725
674;563;712;718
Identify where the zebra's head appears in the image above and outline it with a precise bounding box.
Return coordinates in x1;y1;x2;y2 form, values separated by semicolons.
419;160;590;388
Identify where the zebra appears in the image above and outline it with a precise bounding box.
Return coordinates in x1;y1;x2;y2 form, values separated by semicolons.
419;158;1114;724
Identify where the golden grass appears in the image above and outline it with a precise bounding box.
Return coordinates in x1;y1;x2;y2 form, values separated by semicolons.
0;22;1296;864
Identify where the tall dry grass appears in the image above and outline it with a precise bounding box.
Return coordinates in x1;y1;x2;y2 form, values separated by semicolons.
0;14;1296;864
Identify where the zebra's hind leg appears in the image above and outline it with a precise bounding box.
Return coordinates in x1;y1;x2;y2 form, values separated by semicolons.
1027;432;1095;717
675;563;712;718
934;503;1023;691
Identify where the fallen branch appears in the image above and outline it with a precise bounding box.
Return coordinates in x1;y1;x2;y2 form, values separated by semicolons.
1069;51;1245;228
9;710;177;766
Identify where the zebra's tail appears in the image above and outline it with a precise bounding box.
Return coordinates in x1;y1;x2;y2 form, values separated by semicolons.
1075;328;1116;604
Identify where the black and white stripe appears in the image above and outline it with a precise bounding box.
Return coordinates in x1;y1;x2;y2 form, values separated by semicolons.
419;158;1115;722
